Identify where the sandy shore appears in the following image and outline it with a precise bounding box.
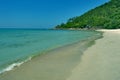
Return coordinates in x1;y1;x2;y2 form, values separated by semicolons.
66;29;120;80
0;29;120;80
0;34;98;80
98;29;120;33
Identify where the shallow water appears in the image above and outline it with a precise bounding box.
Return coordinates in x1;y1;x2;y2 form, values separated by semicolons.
0;33;101;80
0;29;99;74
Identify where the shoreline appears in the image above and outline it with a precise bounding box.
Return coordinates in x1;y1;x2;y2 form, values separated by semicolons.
0;30;101;75
0;31;102;80
66;29;120;80
97;29;120;33
1;29;120;80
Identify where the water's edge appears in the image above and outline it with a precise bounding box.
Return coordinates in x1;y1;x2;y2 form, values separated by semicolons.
0;31;103;76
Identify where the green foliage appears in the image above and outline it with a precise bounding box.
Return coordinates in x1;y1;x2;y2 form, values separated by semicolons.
55;0;120;29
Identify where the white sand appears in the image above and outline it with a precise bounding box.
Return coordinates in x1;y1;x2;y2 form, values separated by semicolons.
66;29;120;80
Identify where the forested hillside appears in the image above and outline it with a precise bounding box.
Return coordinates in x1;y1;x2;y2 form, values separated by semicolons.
55;0;120;29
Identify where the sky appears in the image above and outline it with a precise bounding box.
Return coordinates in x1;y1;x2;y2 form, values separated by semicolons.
0;0;109;28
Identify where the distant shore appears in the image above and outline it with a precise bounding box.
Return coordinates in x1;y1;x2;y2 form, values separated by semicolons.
53;27;97;31
97;29;120;33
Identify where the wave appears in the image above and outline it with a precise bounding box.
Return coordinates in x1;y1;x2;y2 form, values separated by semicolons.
0;57;32;74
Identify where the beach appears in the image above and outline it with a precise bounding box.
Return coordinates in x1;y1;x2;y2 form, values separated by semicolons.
0;29;120;80
66;29;120;80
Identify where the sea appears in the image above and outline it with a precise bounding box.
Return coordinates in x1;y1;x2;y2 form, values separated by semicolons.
0;29;101;74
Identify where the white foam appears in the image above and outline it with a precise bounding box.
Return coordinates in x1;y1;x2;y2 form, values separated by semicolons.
0;57;32;74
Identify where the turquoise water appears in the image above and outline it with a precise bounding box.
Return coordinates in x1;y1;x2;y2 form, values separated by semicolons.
0;29;99;74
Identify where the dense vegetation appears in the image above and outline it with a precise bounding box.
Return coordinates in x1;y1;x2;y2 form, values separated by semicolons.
55;0;120;29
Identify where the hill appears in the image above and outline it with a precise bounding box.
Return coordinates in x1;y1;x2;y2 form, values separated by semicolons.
55;0;120;29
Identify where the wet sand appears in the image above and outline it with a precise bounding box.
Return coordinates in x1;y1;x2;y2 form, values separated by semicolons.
66;29;120;80
1;29;119;80
0;35;98;80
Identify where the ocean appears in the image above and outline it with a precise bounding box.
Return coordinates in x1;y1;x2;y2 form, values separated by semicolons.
0;29;100;74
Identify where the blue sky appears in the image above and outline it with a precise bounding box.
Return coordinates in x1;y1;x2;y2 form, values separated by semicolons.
0;0;109;28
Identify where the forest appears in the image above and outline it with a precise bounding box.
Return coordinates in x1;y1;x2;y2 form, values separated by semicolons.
55;0;120;29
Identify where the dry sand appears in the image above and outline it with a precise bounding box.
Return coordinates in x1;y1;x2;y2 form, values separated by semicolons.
66;29;120;80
